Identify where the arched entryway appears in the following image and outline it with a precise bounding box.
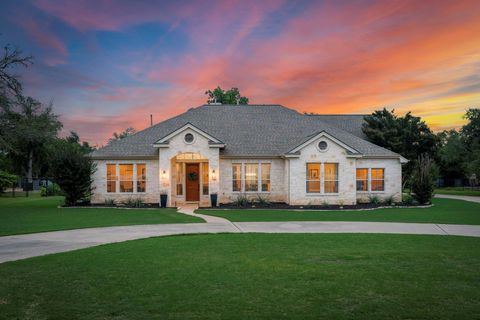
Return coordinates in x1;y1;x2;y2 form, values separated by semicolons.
171;152;209;204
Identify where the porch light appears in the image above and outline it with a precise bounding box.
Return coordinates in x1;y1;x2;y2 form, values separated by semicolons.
212;169;216;181
161;170;167;180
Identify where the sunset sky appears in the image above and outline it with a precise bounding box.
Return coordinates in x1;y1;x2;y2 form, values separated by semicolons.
1;0;479;146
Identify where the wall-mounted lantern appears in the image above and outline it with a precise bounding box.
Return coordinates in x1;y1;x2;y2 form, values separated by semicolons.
212;169;216;181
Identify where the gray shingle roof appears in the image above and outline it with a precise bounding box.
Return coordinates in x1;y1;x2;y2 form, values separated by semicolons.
305;114;368;139
91;104;400;159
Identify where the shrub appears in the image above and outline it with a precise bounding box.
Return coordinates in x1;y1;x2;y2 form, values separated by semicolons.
402;193;414;206
321;201;329;207
384;196;395;206
41;183;62;197
123;197;145;208
232;194;249;207
368;194;380;204
256;194;270;205
104;198;116;206
50;141;96;206
411;154;434;205
0;170;17;194
357;197;370;204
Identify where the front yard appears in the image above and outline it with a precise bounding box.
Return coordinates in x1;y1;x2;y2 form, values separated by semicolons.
0;194;203;236
435;187;480;197
198;198;480;225
1;233;479;319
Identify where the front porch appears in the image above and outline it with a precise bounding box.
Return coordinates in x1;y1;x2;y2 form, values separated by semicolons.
169;152;213;207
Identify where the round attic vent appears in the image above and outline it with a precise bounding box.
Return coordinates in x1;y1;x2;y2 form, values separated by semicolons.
318;140;328;151
184;133;194;143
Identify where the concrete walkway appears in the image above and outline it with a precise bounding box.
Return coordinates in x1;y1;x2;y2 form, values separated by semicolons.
1;217;480;263
435;194;480;203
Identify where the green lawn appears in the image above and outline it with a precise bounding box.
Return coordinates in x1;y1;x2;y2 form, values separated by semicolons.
0;194;203;236
0;234;479;319
198;198;480;225
435;187;480;197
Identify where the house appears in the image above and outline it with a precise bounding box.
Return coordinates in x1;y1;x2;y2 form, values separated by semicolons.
91;104;407;207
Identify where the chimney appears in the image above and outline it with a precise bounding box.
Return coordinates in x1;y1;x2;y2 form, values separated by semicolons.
150;114;153;126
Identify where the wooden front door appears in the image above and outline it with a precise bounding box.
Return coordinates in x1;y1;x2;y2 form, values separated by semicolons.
185;163;200;201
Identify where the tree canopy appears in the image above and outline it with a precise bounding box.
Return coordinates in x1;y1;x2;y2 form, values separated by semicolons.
362;108;438;186
108;127;136;144
205;86;249;105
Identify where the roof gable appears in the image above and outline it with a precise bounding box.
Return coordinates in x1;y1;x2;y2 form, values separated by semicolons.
91;104;402;159
287;131;360;155
153;122;224;147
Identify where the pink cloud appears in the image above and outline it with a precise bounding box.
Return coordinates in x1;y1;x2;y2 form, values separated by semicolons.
39;0;480;144
19;18;68;66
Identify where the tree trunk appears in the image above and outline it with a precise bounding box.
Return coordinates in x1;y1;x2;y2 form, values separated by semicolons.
27;149;33;183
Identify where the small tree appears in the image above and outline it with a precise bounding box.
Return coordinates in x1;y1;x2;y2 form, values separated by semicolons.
0;170;17;194
205;86;249;104
411;154;434;205
50;141;96;206
108;127;136;144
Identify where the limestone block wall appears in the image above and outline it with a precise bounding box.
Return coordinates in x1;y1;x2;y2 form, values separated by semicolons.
158;127;220;207
355;158;402;203
288;136;357;205
218;158;287;204
91;159;159;204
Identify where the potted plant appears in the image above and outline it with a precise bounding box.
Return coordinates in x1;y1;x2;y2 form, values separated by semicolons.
210;192;218;207
160;193;168;208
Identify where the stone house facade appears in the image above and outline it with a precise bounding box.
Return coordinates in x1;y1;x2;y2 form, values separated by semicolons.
91;104;406;207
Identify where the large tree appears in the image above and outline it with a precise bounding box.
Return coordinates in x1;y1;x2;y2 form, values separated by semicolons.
461;108;480;180
205;86;249;105
66;131;95;154
0;44;32;98
0;96;62;183
437;130;468;181
362;108;438;186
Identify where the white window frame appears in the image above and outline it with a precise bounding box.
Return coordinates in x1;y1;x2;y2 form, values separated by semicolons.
106;162;147;194
232;163;243;192
370;168;385;192
305;162;339;195
355;168;385;193
232;161;271;193
356;168;369;192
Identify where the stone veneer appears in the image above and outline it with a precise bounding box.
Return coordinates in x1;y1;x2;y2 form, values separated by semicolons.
92;133;402;206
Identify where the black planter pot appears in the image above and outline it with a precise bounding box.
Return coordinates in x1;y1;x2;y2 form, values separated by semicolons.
160;194;168;208
210;194;218;207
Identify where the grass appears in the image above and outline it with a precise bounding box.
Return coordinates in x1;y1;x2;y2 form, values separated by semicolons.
0;193;203;236
435;187;480;197
0;233;479;319
198;198;480;225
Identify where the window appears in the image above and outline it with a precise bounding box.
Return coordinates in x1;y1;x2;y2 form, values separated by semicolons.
184;133;194;143
202;162;209;195
136;164;146;192
107;164;116;193
245;163;258;192
371;168;385;191
318;141;328;151
119;164;134;192
306;163;321;193
232;164;242;192
324;163;338;193
261;163;271;192
176;163;183;195
356;168;368;191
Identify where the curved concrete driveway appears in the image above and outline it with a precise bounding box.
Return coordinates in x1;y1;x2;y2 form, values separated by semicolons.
1;217;480;263
435;194;480;203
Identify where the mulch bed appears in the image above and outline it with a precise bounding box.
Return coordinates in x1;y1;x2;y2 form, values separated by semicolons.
201;202;425;210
